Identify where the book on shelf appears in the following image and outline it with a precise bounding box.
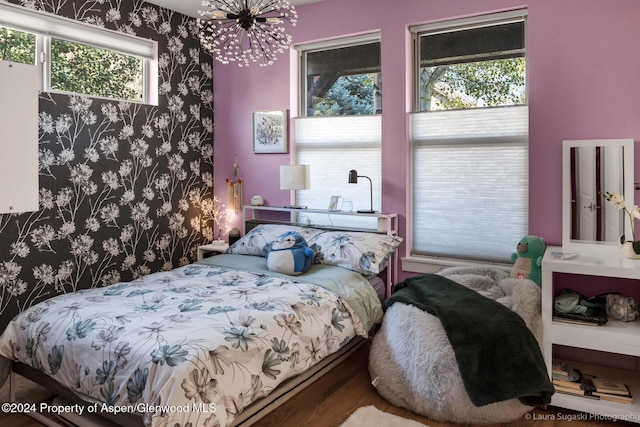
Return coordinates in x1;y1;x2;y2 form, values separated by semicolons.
553;379;582;390
554;378;599;400
551;366;598;398
552;308;608;326
552;316;604;326
593;392;633;404
591;378;632;396
555;386;599;400
550;363;634;404
554;385;583;395
552;361;569;376
552;360;574;378
552;362;580;382
552;362;606;400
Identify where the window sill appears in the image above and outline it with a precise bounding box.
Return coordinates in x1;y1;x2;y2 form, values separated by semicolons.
401;255;511;275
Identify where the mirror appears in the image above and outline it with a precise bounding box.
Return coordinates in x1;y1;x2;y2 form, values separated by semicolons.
562;139;635;251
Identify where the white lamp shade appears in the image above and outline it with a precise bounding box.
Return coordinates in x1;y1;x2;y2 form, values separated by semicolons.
280;165;310;190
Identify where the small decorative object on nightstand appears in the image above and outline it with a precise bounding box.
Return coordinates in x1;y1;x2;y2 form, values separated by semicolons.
228;227;241;245
602;191;640;259
197;242;229;261
200;196;230;242
328;195;342;211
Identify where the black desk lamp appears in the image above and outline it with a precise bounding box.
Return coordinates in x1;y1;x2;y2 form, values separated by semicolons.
348;169;375;213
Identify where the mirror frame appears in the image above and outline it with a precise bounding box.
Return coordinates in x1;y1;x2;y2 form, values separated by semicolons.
562;138;635;252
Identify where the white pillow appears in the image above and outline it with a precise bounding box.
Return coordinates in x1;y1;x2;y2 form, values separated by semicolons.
307;229;402;276
228;224;403;276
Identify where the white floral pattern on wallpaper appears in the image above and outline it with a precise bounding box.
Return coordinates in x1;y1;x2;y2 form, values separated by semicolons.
0;0;214;329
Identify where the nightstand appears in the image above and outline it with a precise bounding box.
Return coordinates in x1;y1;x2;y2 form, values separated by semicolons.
197;242;229;260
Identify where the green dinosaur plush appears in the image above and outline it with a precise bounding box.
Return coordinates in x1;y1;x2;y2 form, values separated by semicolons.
510;235;546;286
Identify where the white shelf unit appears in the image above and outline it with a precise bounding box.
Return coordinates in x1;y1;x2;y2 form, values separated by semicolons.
542;246;640;421
242;205;399;297
242;205;398;235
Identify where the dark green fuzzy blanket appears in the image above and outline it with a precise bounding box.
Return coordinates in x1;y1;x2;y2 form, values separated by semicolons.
384;274;553;407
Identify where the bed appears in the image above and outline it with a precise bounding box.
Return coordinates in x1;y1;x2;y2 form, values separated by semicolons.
0;223;401;427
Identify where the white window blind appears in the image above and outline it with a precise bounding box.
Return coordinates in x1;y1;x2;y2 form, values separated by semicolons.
294;115;381;229
0;2;155;58
411;105;528;262
0;1;157;104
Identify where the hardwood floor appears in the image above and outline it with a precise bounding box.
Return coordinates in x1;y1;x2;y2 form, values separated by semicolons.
0;341;634;427
256;342;631;427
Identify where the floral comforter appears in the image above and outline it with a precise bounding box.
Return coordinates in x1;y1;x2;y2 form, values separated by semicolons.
0;255;382;427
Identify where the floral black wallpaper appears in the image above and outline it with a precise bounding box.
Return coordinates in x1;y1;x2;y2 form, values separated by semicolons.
0;0;214;332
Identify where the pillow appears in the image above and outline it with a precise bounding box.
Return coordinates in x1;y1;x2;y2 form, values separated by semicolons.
306;230;403;276
226;224;322;257
227;224;403;276
264;231;315;275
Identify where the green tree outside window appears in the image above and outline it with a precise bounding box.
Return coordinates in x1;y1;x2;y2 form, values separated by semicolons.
1;26;143;102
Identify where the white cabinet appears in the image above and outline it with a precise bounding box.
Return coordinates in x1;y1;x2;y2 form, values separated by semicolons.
0;60;39;214
542;246;640;422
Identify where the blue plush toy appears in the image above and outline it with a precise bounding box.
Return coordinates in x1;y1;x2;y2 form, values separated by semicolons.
265;231;315;275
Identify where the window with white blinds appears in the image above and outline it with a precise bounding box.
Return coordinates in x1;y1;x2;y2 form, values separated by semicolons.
410;10;528;263
0;1;157;104
294;34;382;230
411;106;528;262
294;115;381;229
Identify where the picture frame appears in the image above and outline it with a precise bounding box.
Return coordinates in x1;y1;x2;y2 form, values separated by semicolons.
328;195;342;211
252;109;288;153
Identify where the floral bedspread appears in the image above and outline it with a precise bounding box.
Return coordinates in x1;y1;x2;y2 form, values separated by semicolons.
0;259;374;427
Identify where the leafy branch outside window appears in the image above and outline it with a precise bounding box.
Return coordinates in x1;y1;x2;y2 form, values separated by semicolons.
1;26;143;101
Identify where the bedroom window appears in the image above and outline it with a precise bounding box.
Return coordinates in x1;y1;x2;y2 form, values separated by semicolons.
294;34;382;228
51;39;144;102
0;2;157;104
0;26;35;64
409;10;528;264
301;36;381;116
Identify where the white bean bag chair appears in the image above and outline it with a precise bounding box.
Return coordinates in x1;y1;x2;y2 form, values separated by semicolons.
368;266;544;424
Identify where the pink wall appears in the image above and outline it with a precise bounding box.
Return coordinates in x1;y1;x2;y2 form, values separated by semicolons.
214;0;640;267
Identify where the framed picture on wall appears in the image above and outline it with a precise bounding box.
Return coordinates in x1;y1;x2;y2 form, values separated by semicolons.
252;109;288;153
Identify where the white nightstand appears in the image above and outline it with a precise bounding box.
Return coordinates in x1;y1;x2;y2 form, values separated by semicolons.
197;242;229;260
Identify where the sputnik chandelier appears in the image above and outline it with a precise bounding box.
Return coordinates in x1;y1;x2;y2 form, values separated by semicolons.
198;0;298;67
